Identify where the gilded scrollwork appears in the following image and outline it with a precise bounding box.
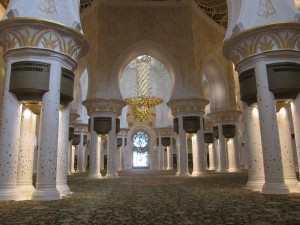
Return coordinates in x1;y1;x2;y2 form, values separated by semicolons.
153;127;174;136
167;98;209;115
82;98;126;115
208;110;242;123
223;23;300;65
0;19;88;62
74;123;89;133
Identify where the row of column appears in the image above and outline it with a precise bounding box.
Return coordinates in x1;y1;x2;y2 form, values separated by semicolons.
244;102;300;193
210;125;241;173
239;62;300;194
87;112;118;179
172;114;241;177
157;136;174;170
0;61;73;201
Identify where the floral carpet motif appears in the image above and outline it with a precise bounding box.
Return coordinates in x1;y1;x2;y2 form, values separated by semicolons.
0;170;300;225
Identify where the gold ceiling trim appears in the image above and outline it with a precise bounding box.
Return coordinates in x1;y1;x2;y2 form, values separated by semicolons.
194;0;228;29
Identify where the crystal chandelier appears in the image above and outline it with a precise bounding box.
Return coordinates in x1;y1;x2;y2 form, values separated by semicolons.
124;56;163;122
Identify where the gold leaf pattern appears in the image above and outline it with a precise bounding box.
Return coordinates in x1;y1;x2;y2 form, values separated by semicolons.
42;34;58;49
258;36;274;52
6;35;16;49
226;29;300;64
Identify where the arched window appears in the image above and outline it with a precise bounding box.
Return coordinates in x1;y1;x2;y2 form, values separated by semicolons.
132;131;150;169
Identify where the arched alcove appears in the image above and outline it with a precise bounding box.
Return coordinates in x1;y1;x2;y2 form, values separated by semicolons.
119;55;172;128
111;40;182;101
126;125;157;170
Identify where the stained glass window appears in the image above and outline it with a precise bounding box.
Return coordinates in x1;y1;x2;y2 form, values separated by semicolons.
132;131;149;168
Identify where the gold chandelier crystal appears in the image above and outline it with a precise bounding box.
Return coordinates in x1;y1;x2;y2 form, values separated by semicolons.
124;56;163;122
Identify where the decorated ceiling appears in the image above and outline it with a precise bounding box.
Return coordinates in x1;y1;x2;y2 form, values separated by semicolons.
194;0;228;28
0;0;228;28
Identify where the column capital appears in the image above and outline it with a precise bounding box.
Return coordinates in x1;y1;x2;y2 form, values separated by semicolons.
203;119;213;131
0;18;89;66
74;123;88;133
119;128;130;134
153;127;174;136
167;98;209;116
223;22;300;67
83;98;126;116
69;112;80;126
208;110;242;124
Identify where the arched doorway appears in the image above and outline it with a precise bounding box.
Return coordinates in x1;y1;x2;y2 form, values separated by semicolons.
132;130;150;169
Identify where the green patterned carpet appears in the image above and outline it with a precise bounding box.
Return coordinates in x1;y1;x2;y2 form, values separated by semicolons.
0;170;300;225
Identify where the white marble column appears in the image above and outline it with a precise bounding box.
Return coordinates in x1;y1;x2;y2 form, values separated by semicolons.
88;125;102;179
177;115;189;176
0;62;23;200
291;95;300;192
82;144;87;172
77;133;85;173
68;140;73;175
208;143;216;170
72;146;77;173
33;115;40;174
277;107;299;192
191;130;206;176
106;116;118;178
255;62;289;194
119;134;125;171
158;137;164;170
228;132;241;172
32;61;61;201
214;138;220;171
244;104;265;191
286;105;299;172
217;124;227;173
100;138;105;170
56;105;71;197
166;139;174;170
17;108;36;200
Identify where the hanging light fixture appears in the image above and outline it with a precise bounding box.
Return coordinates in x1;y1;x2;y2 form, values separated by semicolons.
124;56;163;122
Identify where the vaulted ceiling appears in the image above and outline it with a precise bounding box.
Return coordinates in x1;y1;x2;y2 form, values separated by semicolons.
0;0;228;29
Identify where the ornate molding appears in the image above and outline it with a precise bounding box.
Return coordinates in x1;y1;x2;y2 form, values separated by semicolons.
0;18;88;62
119;128;130;134
167;98;209;115
70;112;80;125
194;0;228;29
82;98;126;115
208;110;242;124
74;122;88;133
203;118;213;131
153;127;174;136
223;22;300;66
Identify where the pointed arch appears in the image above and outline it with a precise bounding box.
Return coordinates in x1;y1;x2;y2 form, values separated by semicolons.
111;39;182;100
